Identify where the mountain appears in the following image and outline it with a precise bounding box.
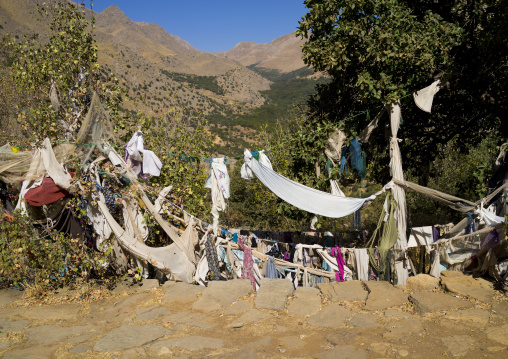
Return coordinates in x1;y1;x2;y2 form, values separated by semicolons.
94;5;272;110
216;32;307;74
0;0;321;154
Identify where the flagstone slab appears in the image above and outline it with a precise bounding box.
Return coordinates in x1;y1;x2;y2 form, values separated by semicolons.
362;280;408;311
20;303;82;321
3;345;59;359
383;319;424;341
192;280;253;313
307;303;353;328
347;313;380;328
150;335;224;351
384;309;414;319
0;319;30;332
255;278;295;310
163;311;217;329
287;287;321;317
485;323;508;346
441;275;494;303
441;335;476;357
317;281;368;303
93;324;171;352
445;308;490;325
87;292;152;323
406;274;440;292
223;301;253;316
163;282;205;305
229;308;271;328
135;306;171;321
410;291;473;314
313;345;368;359
24;324;94;344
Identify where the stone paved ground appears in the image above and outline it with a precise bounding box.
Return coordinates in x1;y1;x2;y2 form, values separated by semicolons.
0;271;507;358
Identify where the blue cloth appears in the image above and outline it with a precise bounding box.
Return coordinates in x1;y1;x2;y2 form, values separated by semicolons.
232;233;238;243
265;256;279;279
349;139;366;178
340;146;348;173
324;234;332;248
218;246;232;272
232;249;260;264
354;209;361;229
322;259;331;272
465;212;476;234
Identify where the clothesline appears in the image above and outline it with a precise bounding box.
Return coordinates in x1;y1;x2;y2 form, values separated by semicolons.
146;183;502;253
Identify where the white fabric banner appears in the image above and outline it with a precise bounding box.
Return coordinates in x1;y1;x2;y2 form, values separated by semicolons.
242;150;375;218
205;157;230;235
389;101;408;250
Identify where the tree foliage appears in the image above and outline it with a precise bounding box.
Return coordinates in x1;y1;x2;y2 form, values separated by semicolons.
292;0;507;208
1;0;123;145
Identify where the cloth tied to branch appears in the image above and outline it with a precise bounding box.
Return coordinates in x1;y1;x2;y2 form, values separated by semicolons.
205;157;230;235
125;130;162;177
241;149;375;218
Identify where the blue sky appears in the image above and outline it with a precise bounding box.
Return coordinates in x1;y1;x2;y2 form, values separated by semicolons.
90;1;308;53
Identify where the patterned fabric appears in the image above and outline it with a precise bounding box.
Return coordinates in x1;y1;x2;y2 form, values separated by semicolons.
98;180;117;213
218;245;232;272
83;176;117;212
205;233;221;280
408;246;431;274
369;247;380;281
238;235;256;290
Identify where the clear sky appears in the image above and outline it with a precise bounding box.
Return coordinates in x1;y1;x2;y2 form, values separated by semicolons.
90;1;308;53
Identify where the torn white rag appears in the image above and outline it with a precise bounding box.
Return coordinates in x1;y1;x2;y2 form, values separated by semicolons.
407;226;434;248
205;157;229;235
15;138;73;213
475;204;505;227
205;157;230;199
241;149;375;218
413;80;441;113
388;101;408;250
354;248;370;280
97;200;195;283
241;150;272;179
125;130;162;176
330;179;345;197
122;199;149;242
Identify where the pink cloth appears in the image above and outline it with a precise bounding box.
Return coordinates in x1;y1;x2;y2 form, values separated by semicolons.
331;246;345;282
238;235;256;290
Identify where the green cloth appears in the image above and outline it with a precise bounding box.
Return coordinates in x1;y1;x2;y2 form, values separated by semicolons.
367;193;398;281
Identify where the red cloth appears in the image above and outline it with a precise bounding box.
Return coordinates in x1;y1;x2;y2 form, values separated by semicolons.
25;177;69;207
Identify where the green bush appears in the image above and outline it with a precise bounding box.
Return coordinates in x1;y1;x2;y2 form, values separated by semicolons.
0;211;112;289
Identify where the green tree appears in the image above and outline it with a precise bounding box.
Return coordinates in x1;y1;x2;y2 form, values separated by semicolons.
294;0;506;201
3;0;123;145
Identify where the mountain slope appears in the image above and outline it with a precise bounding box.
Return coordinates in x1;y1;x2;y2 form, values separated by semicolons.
216;32;307;73
0;1;321;155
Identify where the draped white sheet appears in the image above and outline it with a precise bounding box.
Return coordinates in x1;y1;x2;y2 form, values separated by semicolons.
242;150;375;218
97;200;195;283
388;102;408;250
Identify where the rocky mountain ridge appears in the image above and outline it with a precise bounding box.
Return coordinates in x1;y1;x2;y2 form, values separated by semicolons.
0;0;314;152
216;32;307;74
